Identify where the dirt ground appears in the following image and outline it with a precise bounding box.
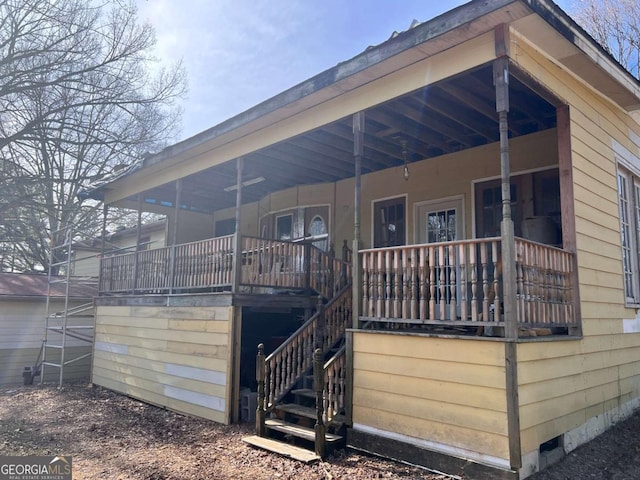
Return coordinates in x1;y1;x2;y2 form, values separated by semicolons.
1;383;639;479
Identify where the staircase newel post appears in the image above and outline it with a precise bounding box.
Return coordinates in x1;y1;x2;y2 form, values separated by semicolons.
328;242;335;296
256;343;266;437
315;296;325;350
304;241;311;291
313;347;326;458
341;240;349;287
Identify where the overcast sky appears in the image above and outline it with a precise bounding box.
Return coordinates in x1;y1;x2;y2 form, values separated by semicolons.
137;0;572;141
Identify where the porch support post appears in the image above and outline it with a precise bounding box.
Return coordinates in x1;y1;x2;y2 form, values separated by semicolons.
347;111;364;430
133;193;143;292
99;203;108;293
557;105;582;335
232;157;244;293
352;111;364;328
494;36;522;471
169;179;182;294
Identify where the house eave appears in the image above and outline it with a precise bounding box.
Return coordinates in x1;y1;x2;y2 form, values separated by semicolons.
518;0;640;111
92;0;530;202
90;0;640;205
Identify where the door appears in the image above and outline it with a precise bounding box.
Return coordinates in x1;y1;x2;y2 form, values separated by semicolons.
416;197;464;319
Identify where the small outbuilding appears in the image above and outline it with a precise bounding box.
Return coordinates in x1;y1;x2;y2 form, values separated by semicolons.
0;273;96;386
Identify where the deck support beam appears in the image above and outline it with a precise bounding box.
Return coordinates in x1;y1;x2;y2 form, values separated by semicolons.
557;105;582;336
169;178;182;294
133;193;143;292
347;111;365;428
99;203;109;294
352;111;364;328
232;157;244;293
494;35;522;470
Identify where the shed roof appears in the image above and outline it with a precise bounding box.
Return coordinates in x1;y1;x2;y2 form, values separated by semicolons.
0;273;97;299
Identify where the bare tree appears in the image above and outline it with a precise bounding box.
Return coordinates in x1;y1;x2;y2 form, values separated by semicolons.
0;0;186;273
572;0;640;78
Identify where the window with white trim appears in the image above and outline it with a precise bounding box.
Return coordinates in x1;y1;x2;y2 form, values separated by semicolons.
617;167;640;304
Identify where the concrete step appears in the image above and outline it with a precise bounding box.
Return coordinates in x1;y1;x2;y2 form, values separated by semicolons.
242;435;319;463
265;418;342;443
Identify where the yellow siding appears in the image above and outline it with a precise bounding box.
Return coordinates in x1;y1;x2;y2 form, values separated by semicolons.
92;304;232;424
228;127;558;255
352;331;509;461
511;33;640;455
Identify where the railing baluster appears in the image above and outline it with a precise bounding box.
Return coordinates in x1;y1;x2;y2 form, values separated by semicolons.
448;246;456;321
492;240;500;323
420;246;427;320
459;244;467;321
438;245;446;320
429;246;436;320
411;247;418;320
376;250;383;318
481;243;489;322
384;250;390;318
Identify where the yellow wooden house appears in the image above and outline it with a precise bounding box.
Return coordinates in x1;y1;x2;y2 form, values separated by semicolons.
84;0;640;477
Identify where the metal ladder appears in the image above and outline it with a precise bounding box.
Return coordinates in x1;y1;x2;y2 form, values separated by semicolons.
39;225;96;387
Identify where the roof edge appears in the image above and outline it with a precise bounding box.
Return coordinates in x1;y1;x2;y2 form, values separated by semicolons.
136;0;519;169
524;0;640;109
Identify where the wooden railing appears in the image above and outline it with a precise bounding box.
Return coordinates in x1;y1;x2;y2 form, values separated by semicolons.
359;237;576;328
100;234;350;296
99;235;233;294
310;246;351;301
261;283;352;409
515;238;575;327
360;238;502;323
240;236;306;289
134;247;170;292
173;235;234;289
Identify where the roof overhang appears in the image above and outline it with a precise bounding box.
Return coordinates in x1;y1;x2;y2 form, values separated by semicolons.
87;0;640;207
513;0;640;111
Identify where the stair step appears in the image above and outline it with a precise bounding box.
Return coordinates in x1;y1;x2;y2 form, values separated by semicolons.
291;388;316;399
265;419;342;443
242;435;320;463
276;404;345;426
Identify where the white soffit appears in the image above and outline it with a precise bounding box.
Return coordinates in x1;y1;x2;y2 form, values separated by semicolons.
512;13;640;111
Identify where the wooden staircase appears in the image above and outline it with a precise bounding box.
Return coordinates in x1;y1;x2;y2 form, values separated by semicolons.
243;277;351;462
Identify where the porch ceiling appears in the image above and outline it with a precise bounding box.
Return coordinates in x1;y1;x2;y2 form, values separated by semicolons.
140;63;557;214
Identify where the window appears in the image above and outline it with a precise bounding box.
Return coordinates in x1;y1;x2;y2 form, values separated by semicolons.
215;218;235;237
373;197;405;248
476;179;520;238
308;215;328;251
428;209;457;243
617;168;640;304
276;214;293;241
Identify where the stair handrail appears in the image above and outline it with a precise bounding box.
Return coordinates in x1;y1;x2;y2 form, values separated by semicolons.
321;345;346;424
309;243;351;299
261;283;352;410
